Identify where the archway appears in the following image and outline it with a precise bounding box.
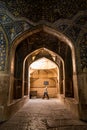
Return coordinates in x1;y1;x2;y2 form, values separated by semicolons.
23;47;65;99
29;57;59;98
9;25;78;106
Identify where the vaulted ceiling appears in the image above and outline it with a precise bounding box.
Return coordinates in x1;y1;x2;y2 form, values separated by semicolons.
1;0;87;23
16;30;70;62
0;0;87;72
30;57;58;70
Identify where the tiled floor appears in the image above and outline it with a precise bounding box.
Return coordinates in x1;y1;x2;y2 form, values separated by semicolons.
0;98;87;130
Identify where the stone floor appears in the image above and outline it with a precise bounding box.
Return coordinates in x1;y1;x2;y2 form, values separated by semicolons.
0;98;87;130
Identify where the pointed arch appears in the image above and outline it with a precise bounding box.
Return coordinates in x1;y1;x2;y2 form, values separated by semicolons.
8;25;78;104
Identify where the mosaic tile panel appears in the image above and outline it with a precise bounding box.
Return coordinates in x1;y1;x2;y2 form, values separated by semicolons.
0;1;6;9
75;15;87;26
79;33;87;70
0;0;86;74
0;13;13;24
4;21;31;43
0;4;32;44
53;23;68;32
65;26;81;42
0;30;6;71
57;24;68;32
1;0;87;23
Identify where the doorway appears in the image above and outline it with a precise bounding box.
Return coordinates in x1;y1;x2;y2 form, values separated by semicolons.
29;57;59;99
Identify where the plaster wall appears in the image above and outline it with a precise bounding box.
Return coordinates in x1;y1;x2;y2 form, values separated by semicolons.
30;69;58;98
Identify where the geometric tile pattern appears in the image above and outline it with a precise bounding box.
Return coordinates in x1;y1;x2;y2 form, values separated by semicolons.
79;33;87;71
65;26;81;42
0;13;13;24
1;0;87;23
0;4;32;71
0;30;6;71
4;21;31;43
75;15;87;26
0;1;87;73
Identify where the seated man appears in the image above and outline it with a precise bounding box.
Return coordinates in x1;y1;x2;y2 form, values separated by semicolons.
42;86;49;99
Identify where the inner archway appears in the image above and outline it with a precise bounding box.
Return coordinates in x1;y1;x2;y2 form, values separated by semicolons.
22;47;65;101
29;57;59;98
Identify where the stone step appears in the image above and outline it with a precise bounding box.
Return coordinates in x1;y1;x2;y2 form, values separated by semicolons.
47;125;87;130
47;119;87;128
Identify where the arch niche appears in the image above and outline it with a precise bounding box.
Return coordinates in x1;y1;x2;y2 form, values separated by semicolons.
9;25;79;106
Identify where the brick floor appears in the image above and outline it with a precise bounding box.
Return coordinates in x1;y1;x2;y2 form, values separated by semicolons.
0;99;87;130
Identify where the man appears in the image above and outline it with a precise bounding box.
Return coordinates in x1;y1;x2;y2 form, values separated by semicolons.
42;86;49;99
